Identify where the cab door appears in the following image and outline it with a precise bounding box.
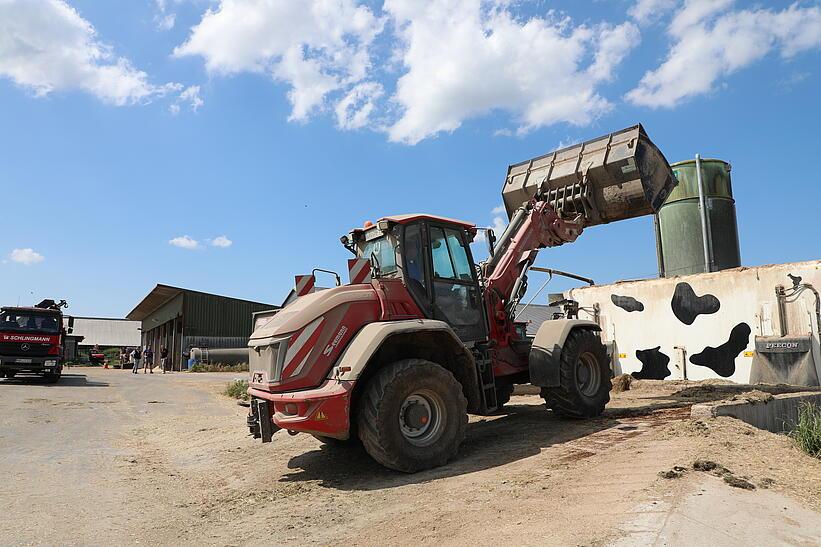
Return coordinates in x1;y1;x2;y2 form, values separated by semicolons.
427;224;487;342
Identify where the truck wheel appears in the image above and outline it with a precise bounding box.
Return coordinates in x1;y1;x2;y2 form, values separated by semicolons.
357;359;467;473
541;329;610;418
44;373;61;384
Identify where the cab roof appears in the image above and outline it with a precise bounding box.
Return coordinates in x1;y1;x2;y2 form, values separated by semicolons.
1;306;60;314
379;214;476;231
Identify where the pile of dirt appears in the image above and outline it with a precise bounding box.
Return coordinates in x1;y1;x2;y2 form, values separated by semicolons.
611;374;634;393
691;459;756;490
654;417;821;510
692;459;719;471
658;466;687;479
729;390;774;404
723;474;756;490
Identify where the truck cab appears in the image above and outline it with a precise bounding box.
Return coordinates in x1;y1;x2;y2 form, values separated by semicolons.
0;305;68;382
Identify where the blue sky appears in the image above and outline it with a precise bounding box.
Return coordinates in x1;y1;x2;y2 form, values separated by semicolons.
1;0;819;317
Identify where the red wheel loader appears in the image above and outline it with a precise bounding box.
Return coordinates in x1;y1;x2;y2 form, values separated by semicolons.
247;124;676;472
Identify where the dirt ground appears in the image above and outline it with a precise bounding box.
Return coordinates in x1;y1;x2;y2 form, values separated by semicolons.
1;368;820;546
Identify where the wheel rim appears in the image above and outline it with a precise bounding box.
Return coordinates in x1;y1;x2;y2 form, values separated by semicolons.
399;389;446;447
576;351;601;397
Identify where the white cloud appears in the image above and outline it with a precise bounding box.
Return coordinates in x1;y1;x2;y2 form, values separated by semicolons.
335;81;384;130
0;0;181;105
474;205;508;245
169;235;200;249
9;248;44;265
627;1;821;108
154;0;176;30
210;235;233;248
182;85;204;111
174;0;641;144
384;0;640;144
174;0;383;122
629;0;677;24
157;13;177;31
169;85;204;115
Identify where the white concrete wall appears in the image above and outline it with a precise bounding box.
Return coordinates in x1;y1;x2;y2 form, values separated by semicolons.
567;260;821;384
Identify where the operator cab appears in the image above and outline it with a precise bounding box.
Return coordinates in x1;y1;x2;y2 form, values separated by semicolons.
343;214;488;343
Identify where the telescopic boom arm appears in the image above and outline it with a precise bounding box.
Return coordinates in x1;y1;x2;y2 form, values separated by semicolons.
480;124;676;332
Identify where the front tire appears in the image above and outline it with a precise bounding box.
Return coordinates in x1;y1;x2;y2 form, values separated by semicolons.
44;372;61;384
541;329;610;418
357;359;467;473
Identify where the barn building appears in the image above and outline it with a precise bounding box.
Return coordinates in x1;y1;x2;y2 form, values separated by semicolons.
126;284;276;371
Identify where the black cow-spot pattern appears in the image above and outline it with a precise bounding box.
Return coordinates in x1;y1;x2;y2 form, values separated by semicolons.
611;294;645;313
689;323;751;378
671;282;720;325
632;347;671;380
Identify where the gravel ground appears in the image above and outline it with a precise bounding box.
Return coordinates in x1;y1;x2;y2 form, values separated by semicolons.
0;368;819;546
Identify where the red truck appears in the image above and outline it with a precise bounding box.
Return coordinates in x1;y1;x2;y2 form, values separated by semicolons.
0;299;72;383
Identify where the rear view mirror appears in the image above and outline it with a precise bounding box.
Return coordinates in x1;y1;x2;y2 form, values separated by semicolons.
485;228;496;256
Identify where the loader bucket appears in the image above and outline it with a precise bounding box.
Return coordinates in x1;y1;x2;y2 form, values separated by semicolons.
501;124;676;226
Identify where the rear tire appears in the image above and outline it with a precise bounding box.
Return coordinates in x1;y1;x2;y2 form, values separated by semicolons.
541;329;610;418
357;359;467;473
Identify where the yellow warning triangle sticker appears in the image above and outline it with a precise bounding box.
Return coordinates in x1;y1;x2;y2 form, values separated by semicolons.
315;410;328;421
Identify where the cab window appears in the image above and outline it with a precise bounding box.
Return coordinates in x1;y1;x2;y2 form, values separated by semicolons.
430;227;455;279
430;227;473;282
360;235;397;275
445;228;473;281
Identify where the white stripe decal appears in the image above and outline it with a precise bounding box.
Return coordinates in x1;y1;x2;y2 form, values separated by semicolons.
284;316;324;367
294;275;315;296
348;258;372;284
289;353;311;378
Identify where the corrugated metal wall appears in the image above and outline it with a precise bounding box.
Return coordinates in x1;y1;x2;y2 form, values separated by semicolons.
142;293;184;328
183;292;273;338
183;336;249;349
73;318;142;347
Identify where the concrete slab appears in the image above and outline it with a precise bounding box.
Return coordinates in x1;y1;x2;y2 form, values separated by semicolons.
691;391;821;433
613;475;821;546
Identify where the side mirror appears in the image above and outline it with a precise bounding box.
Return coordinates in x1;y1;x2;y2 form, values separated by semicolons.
486;228;497;256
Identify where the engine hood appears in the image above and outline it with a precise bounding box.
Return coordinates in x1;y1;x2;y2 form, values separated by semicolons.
249;284;376;343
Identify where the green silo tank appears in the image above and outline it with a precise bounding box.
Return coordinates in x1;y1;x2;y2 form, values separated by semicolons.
655;158;741;277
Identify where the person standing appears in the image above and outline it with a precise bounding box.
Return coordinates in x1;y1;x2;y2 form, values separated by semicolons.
160;346;169;374
143;346;154;374
131;347;142;374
